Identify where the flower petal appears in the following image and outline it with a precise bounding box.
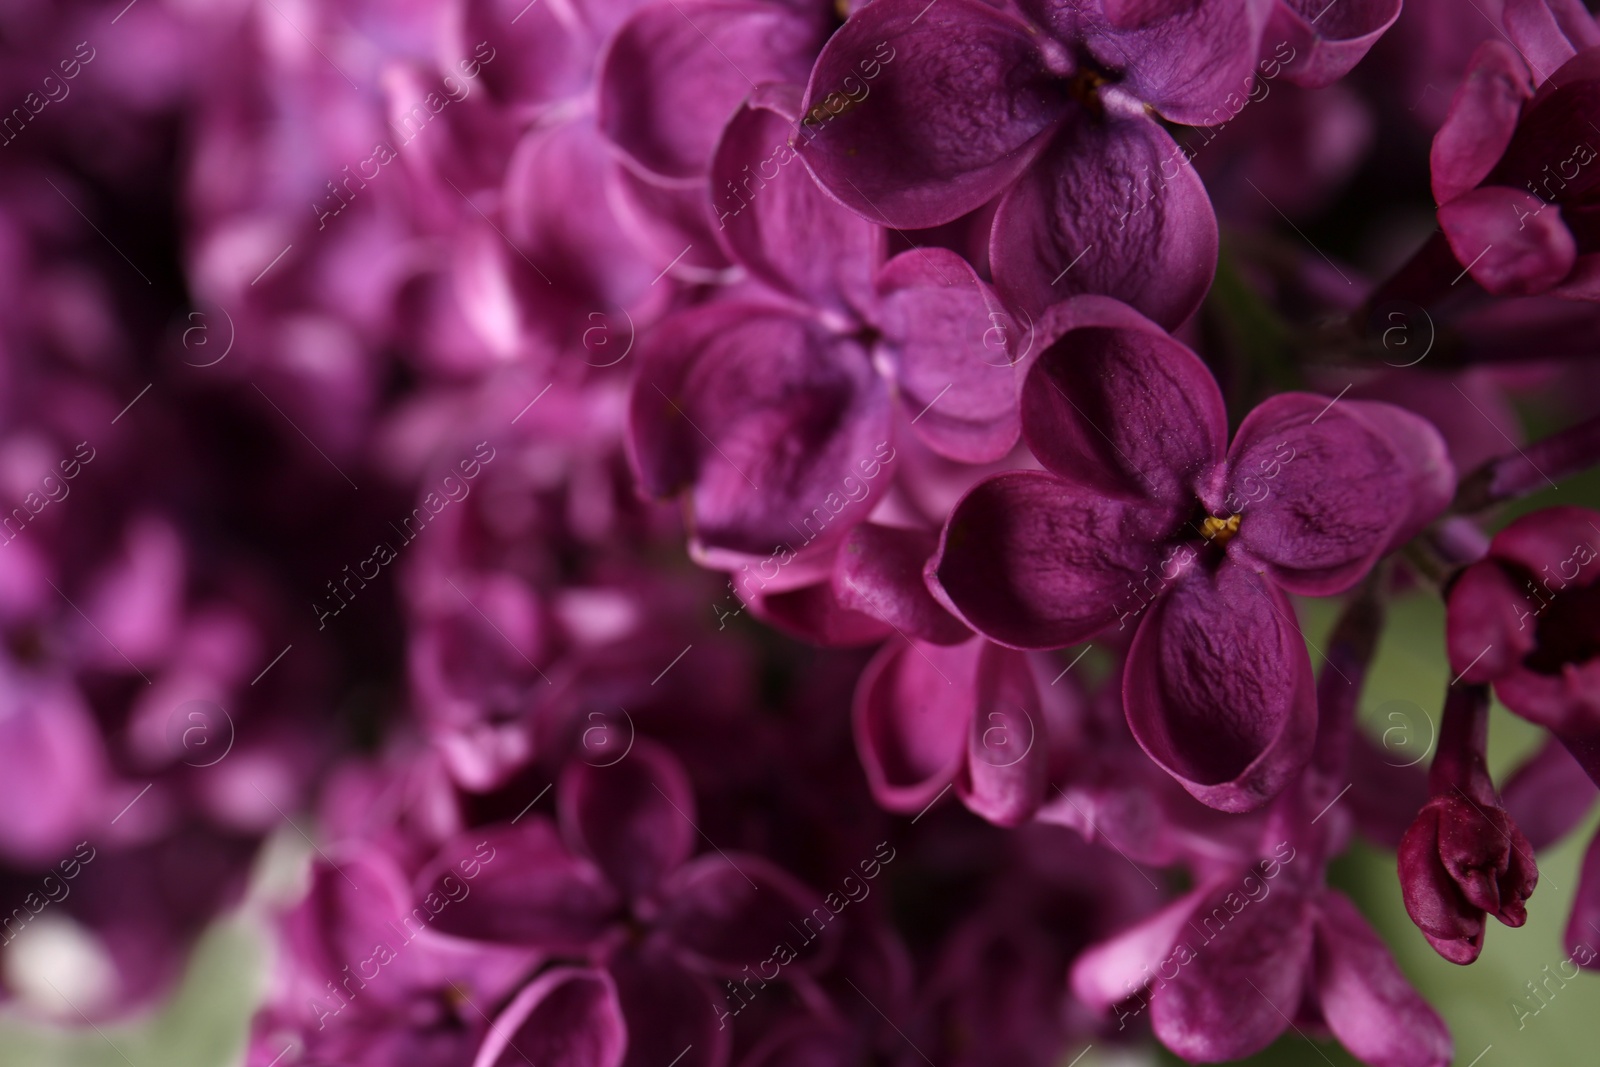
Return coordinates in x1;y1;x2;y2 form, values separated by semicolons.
559;738;697;901
1123;562;1317;812
419;819;620;949
627;302;892;556
794;0;1065;228
929;471;1166;649
1021;297;1227;505
990;119;1217;328
853;638;977;813
474;968;627;1067
609;947;731;1067
597;0;823;182
710;85;883;315
659;853;838;974
958;641;1048;826
1440;185;1577;296
1431;41;1533;205
1265;0;1403;90
833;524;971;645
875;248;1023;463
1224;393;1441;597
1313;891;1453;1067
1150;881;1313;1062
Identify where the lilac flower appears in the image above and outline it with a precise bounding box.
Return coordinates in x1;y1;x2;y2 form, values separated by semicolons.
629;89;1023;558
929;297;1453;810
794;0;1400;324
1446;505;1600;735
417;741;838;1067
1418;4;1600;299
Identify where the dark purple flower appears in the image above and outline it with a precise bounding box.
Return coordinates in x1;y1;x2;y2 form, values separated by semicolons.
1419;4;1600;299
1447;505;1600;734
418;741;837;1067
794;0;1399;324
629;89;1023;558
930;297;1453;810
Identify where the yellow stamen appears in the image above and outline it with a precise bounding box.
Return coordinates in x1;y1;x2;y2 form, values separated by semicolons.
1200;514;1241;546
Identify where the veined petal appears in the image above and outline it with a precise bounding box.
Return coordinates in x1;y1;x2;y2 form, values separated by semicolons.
990;118;1217;329
853;637;977;813
1123;562;1317;812
930;471;1167;649
559;738;697;901
794;0;1066;228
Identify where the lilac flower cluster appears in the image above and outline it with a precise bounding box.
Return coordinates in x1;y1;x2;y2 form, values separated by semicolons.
6;0;1600;1064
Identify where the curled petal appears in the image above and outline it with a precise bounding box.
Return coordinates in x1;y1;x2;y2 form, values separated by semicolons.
1123;563;1317;812
795;0;1064;228
1265;0;1403;90
1440;186;1577;296
833;524;971;645
474;968;627;1067
958;642;1048;826
1431;42;1533;204
990;119;1217;329
854;638;977;812
559;738;697;900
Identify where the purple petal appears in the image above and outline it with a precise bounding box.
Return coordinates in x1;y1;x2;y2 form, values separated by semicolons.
597;0;822;182
990;119;1217;328
658;853;838;974
1440;185;1577;296
1265;0;1403;89
853;638;977;812
874;248;1023;463
1502;737;1599;849
1444;559;1531;685
419;819;620;950
1070;882;1212;1012
750;579;896;647
626;302;892;556
833;524;971;645
710;85;883;315
559;738;697;901
794;0;1064;228
1431;42;1533;205
1224;393;1443;597
609;947;730;1067
1123;562;1317;812
474;968;627;1067
454;0;594;112
958;642;1048;826
1020;0;1265;122
1566;828;1600;969
929;471;1166;649
1313;891;1453;1067
1504;0;1587;80
1150;881;1313;1062
1021;297;1227;504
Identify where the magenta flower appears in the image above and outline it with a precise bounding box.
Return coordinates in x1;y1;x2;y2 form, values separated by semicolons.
1425;5;1600;298
418;741;836;1067
794;0;1399;324
930;297;1453;810
1447;505;1600;734
629;90;1023;558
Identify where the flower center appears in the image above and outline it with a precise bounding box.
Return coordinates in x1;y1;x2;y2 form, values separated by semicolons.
1199;514;1241;547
